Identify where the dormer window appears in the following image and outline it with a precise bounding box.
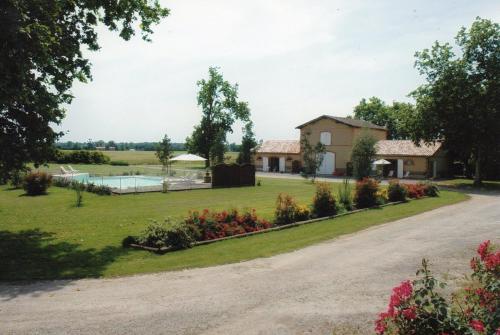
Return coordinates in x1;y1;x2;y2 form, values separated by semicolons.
320;132;331;145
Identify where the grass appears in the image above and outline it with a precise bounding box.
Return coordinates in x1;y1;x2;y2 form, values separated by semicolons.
0;178;468;280
438;178;500;191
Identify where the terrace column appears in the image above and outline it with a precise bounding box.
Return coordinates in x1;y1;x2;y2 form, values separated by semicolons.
262;156;269;172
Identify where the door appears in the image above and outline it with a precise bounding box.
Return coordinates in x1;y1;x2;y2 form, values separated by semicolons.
397;159;404;178
279;157;285;172
318;152;335;175
262;157;268;172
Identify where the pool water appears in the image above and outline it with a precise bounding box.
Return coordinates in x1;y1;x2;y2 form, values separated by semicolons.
70;173;164;189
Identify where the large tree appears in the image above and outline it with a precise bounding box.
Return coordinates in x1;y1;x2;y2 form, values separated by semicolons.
186;67;250;167
0;1;169;180
351;133;377;180
410;18;500;185
353;97;414;139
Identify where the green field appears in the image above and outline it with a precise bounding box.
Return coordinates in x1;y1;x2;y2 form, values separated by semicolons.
60;150;239;166
0;178;468;280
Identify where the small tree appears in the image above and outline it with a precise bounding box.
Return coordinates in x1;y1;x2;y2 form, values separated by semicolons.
237;121;257;164
156;134;173;174
351;132;377;180
301;133;326;182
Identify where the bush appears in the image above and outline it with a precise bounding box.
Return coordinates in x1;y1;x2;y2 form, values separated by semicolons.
23;172;52;195
354;178;379;209
374;240;499;335
337;178;353;211
110;160;129;166
419;182;439;197
275;193;298;225
295;204;311;221
404;183;426;199
51;150;110;164
313;182;336;217
137;220;172;248
165;224;195;250
185;209;272;241
376;188;389;205
387;180;407;202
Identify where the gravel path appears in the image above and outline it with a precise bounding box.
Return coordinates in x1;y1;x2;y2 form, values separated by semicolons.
1;193;499;335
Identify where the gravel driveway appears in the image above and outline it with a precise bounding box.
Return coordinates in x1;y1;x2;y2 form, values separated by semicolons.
1;192;499;335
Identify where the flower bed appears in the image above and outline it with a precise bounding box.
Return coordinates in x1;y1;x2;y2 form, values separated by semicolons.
126;179;441;253
375;240;499;334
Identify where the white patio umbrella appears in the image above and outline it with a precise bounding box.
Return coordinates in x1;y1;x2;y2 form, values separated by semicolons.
373;159;391;165
170;153;207;161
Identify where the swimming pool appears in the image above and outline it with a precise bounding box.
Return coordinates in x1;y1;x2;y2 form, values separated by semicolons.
68;173;165;189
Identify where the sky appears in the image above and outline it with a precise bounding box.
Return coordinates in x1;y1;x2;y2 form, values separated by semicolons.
57;0;500;143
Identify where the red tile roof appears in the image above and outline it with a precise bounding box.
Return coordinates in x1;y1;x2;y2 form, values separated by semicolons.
376;140;442;157
256;140;301;154
296;115;386;130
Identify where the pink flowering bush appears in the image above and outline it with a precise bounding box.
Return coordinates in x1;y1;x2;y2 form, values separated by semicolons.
375;240;499;335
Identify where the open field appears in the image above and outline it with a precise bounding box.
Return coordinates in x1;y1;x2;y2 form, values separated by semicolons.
60;150;239;166
0;178;468;280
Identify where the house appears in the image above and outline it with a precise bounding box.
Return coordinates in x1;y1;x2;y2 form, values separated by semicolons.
254;115;447;178
375;140;447;178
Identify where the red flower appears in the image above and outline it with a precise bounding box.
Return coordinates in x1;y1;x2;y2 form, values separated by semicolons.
375;312;390;334
470;320;485;333
477;240;490;260
484;251;500;270
470;258;479;270
402;307;416;320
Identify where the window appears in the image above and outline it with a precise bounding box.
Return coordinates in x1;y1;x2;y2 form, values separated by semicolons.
320;131;331;145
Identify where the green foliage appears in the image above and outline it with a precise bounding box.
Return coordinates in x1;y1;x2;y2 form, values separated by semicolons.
338;178;354;211
354;178;379;209
155;134;173;171
137;220;171;248
52;150;110;164
410;18;500;186
237;121;257;164
23;172;52;196
53;178;112;196
354;97;414;140
419;182;440;197
300;132;326;181
186;67;251;167
352;133;377;180
109;160;129;166
275;193;298;225
313;182;337;217
0;0;169;180
387;180;408;202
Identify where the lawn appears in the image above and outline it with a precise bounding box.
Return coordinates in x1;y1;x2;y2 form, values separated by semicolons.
0;178;468;280
438;178;500;191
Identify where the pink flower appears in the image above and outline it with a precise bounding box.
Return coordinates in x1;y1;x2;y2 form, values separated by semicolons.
484;251;500;270
375;312;390;334
402;307;417;320
477;240;491;260
495;327;500;335
470;319;485;333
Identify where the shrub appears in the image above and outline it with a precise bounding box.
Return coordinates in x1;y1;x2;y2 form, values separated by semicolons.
23;172;52;195
419;182;439;197
165;224;195;250
74;183;84;207
354;178;379;209
185;209;271;241
374;240;499;335
387;180;407;202
404;183;426;199
137;220;171;248
110;160;129;166
376;188;389;205
51;150;110;164
295;204;311;221
313;182;336;217
9;169;27;188
275;193;298;225
337;178;353;211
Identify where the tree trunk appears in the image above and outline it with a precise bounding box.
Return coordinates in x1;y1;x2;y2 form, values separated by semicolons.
473;148;482;187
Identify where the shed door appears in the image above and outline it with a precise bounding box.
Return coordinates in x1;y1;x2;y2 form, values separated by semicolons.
397;159;404;178
279;157;286;172
262;157;269;172
318;152;335;175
